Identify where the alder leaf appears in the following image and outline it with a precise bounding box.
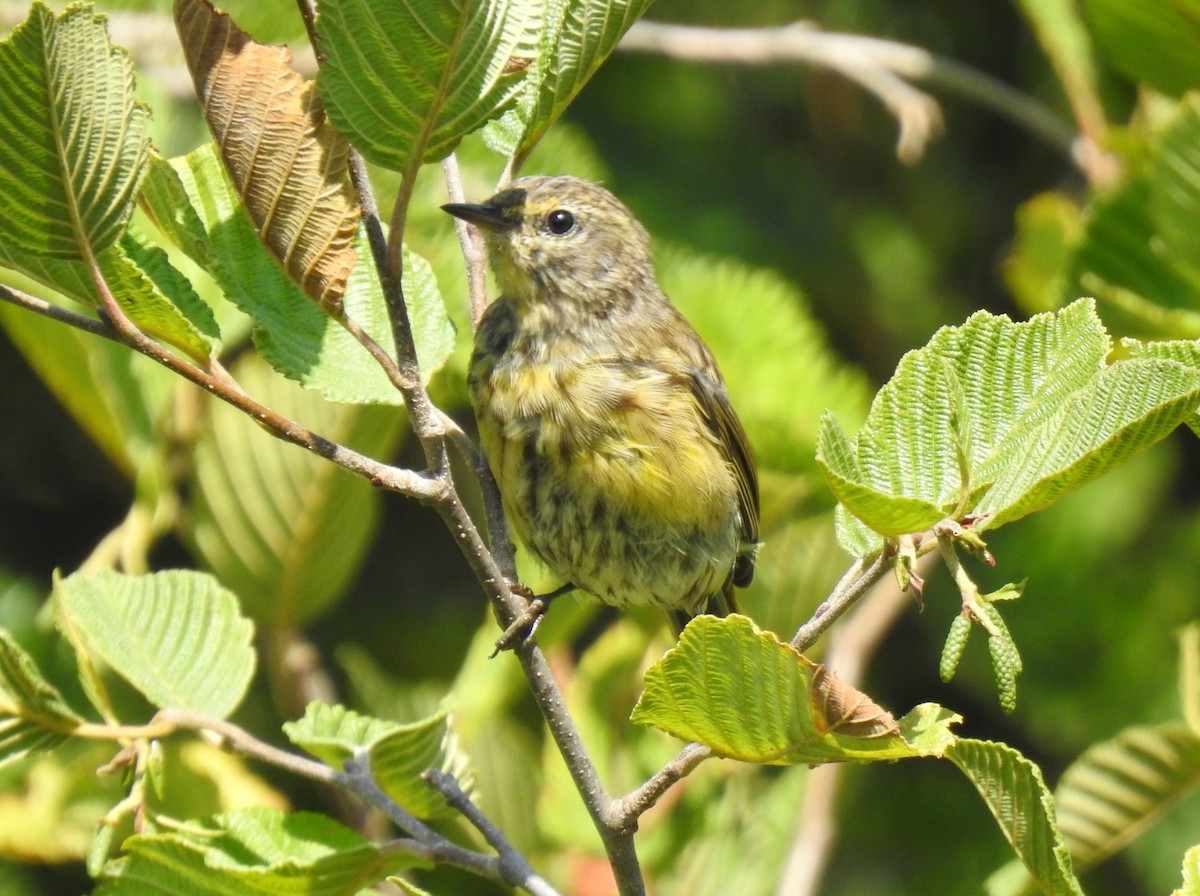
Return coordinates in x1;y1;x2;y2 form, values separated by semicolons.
175;0;360;313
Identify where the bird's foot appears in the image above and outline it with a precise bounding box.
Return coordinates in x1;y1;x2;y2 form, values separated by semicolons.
491;582;575;656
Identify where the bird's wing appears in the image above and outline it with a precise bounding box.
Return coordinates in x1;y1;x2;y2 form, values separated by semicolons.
687;367;760;586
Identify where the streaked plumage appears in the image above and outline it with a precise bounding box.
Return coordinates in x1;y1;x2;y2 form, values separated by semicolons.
444;176;759;628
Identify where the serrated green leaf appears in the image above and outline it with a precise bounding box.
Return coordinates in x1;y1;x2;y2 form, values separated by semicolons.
1052;723;1200;877
141;145;453;401
284;702;472;820
818;300;1200;551
632;615;957;763
977;356;1200;527
1122;337;1200;434
0;2;149;257
487;0;654;166
95;808;418;895
315;0;536;171
0;630;83;767
1087;0;1200;97
54;569;255;718
185;354;399;626
947;738;1084;896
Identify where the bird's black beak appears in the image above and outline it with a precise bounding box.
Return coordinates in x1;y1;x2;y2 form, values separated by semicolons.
441;201;516;231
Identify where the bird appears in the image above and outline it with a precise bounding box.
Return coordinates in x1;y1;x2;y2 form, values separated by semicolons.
443;175;759;639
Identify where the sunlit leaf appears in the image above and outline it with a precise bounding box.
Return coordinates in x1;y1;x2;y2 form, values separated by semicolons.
948;738;1084;896
818;300;1200;553
95;808;420;894
632;614;958;764
141;146;454;401
485;0;654;166
316;0;536;170
0;2;149;257
284;701;473;820
54;569;255;719
175;0;360;313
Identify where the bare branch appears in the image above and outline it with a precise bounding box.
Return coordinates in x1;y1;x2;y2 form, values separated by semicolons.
620;20;1078;165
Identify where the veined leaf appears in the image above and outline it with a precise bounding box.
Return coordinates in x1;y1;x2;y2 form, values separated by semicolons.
54;569;255;719
818;300;1200;553
141;145;454;401
95;808;420;895
315;0;536;171
0;630;83;768
184;354;400;627
1175;844;1200;896
631;614;959;764
0;2;149;258
284;702;474;820
485;0;655;165
175;0;360;313
948;738;1084;896
1052;723;1200;877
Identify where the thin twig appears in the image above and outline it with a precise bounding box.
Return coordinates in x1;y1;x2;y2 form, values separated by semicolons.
0;284;443;503
442;153;490;326
791;553;892;652
424;770;564;896
620;20;1078;165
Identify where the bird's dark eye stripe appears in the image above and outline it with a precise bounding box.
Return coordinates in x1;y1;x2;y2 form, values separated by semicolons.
547;209;575;234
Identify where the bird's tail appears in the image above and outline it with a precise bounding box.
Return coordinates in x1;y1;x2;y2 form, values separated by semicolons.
668;583;740;636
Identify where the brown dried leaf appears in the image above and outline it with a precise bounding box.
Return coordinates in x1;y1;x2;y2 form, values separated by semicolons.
810;664;899;738
174;0;359;313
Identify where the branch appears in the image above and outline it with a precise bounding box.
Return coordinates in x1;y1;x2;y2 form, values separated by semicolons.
0;283;443;503
424;769;564;896
620;20;1078;165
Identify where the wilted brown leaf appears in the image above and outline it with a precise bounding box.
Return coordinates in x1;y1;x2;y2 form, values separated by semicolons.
174;0;359;313
810;664;899;738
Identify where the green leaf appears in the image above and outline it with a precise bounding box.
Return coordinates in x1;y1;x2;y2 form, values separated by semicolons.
0;630;83;768
0;2;149;257
54;569;255;718
947;738;1084;896
95;808;418;895
284;702;473;820
184;355;400;626
993;722;1200;886
0;230;220;361
1004;192;1084;315
631;615;959;763
141;145;454;401
1087;0;1200;97
1122;337;1200;435
315;0;537;170
485;0;654;165
1175;844;1200;896
817;300;1200;552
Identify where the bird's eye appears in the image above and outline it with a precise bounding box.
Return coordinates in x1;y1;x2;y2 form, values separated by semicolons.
546;209;576;235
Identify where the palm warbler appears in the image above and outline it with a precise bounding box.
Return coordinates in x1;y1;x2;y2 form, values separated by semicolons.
444;176;759;633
